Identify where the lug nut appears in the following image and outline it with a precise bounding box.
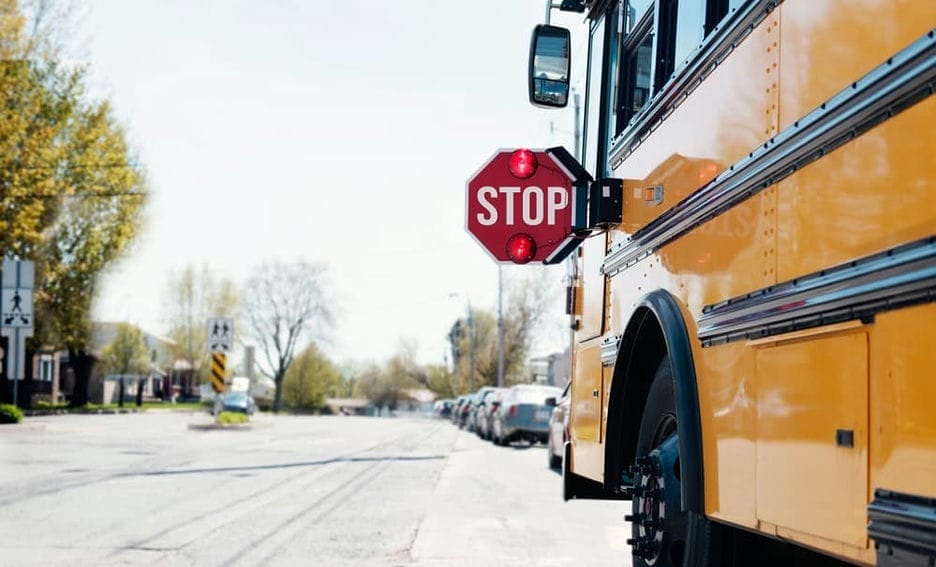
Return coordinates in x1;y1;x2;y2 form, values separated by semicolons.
638;540;659;558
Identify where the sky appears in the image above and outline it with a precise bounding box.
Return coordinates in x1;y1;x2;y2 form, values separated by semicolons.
75;0;588;368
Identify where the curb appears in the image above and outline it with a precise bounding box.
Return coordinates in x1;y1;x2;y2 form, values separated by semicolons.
188;420;273;431
188;422;254;431
23;408;145;417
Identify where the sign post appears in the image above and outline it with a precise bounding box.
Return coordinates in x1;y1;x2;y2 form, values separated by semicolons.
1;259;35;407
207;317;233;416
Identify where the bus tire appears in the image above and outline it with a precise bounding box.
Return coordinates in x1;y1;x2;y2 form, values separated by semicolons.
629;358;722;567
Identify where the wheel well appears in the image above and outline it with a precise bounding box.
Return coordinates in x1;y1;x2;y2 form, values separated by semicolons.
603;291;705;514
604;306;667;492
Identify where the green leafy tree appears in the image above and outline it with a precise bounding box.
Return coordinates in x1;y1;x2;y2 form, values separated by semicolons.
353;364;395;415
282;343;340;412
38;99;147;406
448;273;556;393
100;323;150;407
0;1;147;406
354;343;424;414
424;364;455;399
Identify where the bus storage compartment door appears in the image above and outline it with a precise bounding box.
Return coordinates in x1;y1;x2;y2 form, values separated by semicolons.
570;338;604;480
754;331;869;549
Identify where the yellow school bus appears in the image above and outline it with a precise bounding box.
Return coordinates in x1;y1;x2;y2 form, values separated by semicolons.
525;0;936;565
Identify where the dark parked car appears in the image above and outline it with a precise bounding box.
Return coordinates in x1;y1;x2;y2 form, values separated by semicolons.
222;391;257;415
433;399;454;418
546;382;571;468
490;384;563;446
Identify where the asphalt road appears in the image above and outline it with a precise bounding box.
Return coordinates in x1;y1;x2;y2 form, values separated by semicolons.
0;412;631;566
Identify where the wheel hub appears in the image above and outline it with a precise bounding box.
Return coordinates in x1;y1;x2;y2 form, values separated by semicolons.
625;434;685;565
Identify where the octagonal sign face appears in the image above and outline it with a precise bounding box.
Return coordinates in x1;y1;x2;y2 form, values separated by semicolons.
466;148;582;264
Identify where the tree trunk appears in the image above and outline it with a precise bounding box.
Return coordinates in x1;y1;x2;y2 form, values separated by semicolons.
0;336;6;404
68;349;95;408
135;376;144;407
273;370;285;413
118;376;125;407
22;341;36;409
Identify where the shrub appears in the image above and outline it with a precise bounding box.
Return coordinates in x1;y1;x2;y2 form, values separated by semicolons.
0;404;23;424
216;411;248;425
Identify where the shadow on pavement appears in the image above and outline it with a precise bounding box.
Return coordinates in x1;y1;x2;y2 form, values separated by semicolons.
119;454;446;477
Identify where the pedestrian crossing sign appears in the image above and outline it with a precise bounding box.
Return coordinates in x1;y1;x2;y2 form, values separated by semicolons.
207;317;234;352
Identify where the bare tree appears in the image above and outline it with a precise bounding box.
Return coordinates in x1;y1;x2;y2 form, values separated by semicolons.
162;265;239;385
448;270;558;392
242;261;332;412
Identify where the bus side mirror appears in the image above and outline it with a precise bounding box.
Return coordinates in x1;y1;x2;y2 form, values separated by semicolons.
529;25;571;108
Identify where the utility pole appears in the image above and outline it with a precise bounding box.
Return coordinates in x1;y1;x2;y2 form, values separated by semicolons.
468;300;476;392
573;89;581;162
496;266;505;388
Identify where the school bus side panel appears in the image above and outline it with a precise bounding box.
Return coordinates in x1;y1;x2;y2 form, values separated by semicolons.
754;330;870;549
606;5;780;529
870;303;936;500
777;0;936;281
776;0;936;509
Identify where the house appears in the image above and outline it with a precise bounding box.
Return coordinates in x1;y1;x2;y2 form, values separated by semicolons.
21;322;179;405
528;349;571;387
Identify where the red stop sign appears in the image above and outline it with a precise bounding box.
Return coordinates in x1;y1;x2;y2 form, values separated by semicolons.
466;147;589;264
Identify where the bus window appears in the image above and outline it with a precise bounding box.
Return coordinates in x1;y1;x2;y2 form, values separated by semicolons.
705;0;744;35
582;14;607;175
625;0;653;32
617;8;654;131
604;4;625;155
614;0;742;137
674;0;706;71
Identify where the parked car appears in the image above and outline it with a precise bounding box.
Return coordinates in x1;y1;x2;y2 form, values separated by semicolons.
546;382;571;468
222;391;257;415
433;399;454;418
465;386;497;433
454;395;472;428
490;384;563;446
475;387;507;440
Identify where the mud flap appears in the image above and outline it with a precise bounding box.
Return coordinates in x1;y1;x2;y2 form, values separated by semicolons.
562;441;625;501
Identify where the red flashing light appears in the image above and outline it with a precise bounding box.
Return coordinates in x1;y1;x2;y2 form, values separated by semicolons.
506;233;536;264
508;148;537;179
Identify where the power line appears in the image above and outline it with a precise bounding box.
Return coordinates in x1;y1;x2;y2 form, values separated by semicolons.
2;191;147;200
10;162;139;171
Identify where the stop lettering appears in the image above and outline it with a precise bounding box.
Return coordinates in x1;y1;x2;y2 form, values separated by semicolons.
475;186;569;226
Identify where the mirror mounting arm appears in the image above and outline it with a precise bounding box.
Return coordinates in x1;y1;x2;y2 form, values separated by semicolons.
544;0;560;25
546;0;588;23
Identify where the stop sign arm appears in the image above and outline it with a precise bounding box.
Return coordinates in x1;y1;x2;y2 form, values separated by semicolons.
546;146;592;187
540;146;593;265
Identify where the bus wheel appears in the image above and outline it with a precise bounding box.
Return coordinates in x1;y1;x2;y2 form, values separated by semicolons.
627;359;719;566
